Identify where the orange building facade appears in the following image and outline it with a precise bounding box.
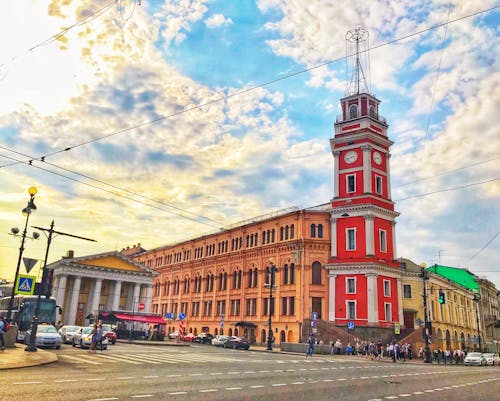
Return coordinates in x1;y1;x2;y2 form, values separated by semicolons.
133;207;331;344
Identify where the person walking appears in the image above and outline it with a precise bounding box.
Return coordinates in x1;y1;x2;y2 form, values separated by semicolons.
306;335;315;358
88;324;98;353
0;315;6;351
97;324;104;352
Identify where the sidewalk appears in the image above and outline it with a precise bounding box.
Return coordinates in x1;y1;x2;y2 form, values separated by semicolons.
0;344;57;370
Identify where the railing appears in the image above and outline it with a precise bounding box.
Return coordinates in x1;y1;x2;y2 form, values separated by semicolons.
336;113;387;125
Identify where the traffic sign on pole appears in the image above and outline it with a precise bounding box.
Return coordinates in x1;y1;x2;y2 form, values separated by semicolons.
138;302;145;311
15;274;35;295
179;312;185;320
347;321;355;330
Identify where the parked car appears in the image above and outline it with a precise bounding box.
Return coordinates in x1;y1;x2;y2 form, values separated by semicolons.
494;354;500;366
211;335;230;347
482;353;495;366
100;324;117;345
72;326;109;349
168;331;179;339
24;324;62;349
224;336;250;350
194;333;214;344
182;332;196;342
58;325;81;344
464;352;486;366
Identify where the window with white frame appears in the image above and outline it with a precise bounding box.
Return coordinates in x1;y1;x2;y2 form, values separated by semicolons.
347;301;356;319
380;229;387;252
347;228;356;250
346;277;356;294
383;279;391;296
347;174;356;193
384;302;392;322
375;175;383;195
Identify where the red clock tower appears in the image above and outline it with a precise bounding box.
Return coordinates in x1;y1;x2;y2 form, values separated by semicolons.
326;29;403;334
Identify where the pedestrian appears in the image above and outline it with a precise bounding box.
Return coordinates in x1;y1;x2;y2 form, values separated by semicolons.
306;335;315;358
0;315;6;351
88;324;98;353
329;339;334;355
97;324;104;351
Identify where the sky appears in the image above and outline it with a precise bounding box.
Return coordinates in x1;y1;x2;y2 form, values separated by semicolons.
0;0;499;289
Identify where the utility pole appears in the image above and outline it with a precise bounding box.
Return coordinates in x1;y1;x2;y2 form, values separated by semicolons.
421;267;432;363
25;221;96;352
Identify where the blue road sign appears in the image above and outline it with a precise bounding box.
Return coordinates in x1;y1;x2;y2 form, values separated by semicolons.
347;321;355;330
16;274;35;295
311;312;318;321
165;312;172;319
179;312;185;320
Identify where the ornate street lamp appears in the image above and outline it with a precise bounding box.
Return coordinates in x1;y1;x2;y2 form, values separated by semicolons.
264;260;278;351
6;187;39;322
421;267;432;363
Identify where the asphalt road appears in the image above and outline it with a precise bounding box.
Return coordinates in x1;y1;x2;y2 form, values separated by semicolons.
1;343;499;401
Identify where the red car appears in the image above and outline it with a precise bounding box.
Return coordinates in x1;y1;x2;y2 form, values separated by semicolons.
182;333;196;342
101;324;117;344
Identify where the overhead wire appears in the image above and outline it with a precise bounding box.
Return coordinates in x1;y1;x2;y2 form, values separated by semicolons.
463;231;500;265
0;5;498;169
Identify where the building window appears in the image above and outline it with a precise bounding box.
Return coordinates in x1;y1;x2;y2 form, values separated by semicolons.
347;301;356;319
380;230;387;252
383;279;391;296
403;286;411;301
347;174;356;193
312;297;322;319
312;261;322;285
311;224;316;238
289;296;295;315
375;175;383;195
346;228;356;250
290;263;295;284
349;104;358;119
283;264;289;285
346;278;356;294
318;224;323;238
290;224;295;239
282;297;287;315
384;302;392;322
369;105;376;118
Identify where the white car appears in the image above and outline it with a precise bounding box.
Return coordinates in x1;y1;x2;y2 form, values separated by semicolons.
211;335;230;347
168;331;179;339
72;326;109;349
464;352;486;366
58;325;81;344
482;353;495;366
24;324;62;349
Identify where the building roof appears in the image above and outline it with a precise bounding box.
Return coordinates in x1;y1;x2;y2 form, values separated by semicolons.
426;264;479;293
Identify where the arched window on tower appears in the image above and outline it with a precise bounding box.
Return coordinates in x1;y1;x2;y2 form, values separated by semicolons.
318;224;323;238
280;227;284;241
290;263;295;284
290;224;295;239
311;224;316;238
283;264;289;285
349;104;358;119
285;225;289;240
312;261;322;285
369;105;376;118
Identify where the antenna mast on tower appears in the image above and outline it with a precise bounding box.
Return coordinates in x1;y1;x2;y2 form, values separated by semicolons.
345;28;371;96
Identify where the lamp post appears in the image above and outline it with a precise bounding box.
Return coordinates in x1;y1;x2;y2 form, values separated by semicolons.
264;261;278;351
6;187;39;322
421;267;432;363
473;294;482;352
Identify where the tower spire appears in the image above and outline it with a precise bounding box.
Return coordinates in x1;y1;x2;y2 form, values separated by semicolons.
345;28;371;96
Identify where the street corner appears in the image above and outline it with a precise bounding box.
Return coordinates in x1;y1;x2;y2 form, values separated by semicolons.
0;344;58;370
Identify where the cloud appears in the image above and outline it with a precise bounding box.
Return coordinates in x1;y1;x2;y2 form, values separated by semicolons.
205;13;233;28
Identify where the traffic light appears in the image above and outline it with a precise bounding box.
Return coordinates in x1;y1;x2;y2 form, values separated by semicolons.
439;290;445;304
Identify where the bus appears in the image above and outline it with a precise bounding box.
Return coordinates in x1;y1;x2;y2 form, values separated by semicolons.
0;295;61;342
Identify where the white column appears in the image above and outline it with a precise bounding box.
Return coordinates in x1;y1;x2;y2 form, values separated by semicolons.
396;278;404;325
333;151;340;198
328;275;337;321
91;278;102;314
330;217;337;258
366;273;378;324
144;285;153;313
386;153;392;199
391;221;397;259
365;215;374;256
362;145;371;193
68;276;81;325
132;283;141;310
112;281;122;311
54;274;67;309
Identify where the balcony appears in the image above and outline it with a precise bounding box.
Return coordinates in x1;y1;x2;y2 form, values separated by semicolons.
336;113;387;125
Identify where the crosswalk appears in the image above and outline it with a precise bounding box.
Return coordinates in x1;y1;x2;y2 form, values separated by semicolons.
58;351;358;367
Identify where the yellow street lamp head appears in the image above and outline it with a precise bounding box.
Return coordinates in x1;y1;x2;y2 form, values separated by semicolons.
28;186;38;196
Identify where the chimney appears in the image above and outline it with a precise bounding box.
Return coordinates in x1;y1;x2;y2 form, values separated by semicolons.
66;250;74;259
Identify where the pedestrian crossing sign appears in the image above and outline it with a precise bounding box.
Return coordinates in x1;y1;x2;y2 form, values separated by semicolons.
15;274;36;295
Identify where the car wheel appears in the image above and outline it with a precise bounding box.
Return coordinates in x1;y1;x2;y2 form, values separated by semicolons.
233;344;237;350
80;340;84;349
56;346;61;350
72;340;76;347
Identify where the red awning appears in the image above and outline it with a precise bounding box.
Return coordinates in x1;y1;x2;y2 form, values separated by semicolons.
100;311;167;325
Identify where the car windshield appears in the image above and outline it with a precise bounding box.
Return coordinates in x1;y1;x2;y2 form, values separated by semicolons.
38;326;57;333
82;327;93;334
64;326;80;331
483;353;494;357
101;324;112;331
468;353;481;357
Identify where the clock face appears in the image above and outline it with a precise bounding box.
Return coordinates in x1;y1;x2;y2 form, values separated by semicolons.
344;150;358;164
373;151;382;165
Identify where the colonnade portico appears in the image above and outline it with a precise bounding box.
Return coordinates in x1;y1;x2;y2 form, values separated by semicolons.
46;251;156;326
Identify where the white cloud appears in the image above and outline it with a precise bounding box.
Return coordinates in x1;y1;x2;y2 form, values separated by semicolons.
205;13;233;28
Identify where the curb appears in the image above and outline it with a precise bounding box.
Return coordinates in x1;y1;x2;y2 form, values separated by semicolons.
0;345;58;370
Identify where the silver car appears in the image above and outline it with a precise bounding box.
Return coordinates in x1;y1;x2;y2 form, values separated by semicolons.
58;325;81;344
24;324;62;349
464;352;486;366
72;326;108;349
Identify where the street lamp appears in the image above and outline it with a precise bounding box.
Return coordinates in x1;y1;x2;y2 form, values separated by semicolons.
473;294;482;352
421;267;432;363
6;187;39;322
264;261;278;351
